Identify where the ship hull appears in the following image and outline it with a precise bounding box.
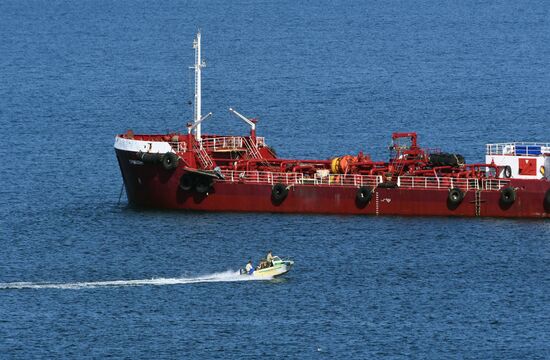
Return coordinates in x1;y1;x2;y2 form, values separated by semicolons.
116;149;550;218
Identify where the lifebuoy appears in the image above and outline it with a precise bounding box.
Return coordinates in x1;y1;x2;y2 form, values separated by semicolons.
271;183;288;203
195;176;213;194
499;187;516;206
448;187;464;206
355;186;373;208
179;173;195;191
161;152;179;171
503;166;512;178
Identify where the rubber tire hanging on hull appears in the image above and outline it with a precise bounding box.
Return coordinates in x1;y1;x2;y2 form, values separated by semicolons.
355;186;373;208
195;176;213;194
447;188;464;209
271;183;288;204
179;173;195;191
499;187;516;207
162;152;179;171
139;152;162;164
544;189;550;212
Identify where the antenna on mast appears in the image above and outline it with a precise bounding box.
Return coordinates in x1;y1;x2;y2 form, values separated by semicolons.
190;30;206;141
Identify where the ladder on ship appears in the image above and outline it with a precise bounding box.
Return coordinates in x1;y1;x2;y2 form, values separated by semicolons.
474;189;482;217
243;137;262;159
193;142;214;169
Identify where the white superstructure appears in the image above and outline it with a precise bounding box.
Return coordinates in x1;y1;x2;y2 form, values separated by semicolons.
486;142;550;180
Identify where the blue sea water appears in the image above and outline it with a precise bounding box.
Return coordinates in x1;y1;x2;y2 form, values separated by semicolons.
1;0;549;358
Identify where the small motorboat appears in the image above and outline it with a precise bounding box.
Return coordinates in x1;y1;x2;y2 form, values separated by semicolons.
240;256;294;278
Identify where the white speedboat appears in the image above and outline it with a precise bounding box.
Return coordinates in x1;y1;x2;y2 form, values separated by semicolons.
240;256;294;278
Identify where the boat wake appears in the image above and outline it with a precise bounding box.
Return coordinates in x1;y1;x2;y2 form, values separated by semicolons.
0;270;269;290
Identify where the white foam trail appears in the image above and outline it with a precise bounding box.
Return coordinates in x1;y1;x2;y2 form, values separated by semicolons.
0;270;270;290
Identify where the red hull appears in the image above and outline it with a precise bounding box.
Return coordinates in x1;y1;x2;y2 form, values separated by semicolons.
116;149;550;218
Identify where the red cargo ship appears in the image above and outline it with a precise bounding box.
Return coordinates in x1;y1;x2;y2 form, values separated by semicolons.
114;32;550;218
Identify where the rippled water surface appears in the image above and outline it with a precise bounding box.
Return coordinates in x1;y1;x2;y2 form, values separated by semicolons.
1;0;549;358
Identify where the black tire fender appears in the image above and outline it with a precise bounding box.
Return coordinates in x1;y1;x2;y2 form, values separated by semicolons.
139;152;162;164
448;187;464;205
271;183;288;203
499;187;516;206
355;186;373;208
179;173;195;191
503;166;512;178
195;176;213;194
544;189;550;212
161;152;179;171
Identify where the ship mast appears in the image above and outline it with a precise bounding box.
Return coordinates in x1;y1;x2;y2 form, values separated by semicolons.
192;31;206;141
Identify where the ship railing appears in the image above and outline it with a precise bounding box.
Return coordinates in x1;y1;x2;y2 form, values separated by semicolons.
169;141;187;153
486;142;550;156
202;137;243;151
218;170;382;187
482;179;511;191
397;176;480;191
397;176;511;191
201;136;266;152
219;170;304;185
312;174;381;187
216;170;512;192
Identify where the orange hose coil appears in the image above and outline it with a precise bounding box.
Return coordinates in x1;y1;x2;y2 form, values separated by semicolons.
330;155;357;174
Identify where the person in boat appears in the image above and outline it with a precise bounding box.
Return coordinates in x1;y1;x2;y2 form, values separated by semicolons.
258;259;268;269
266;250;274;267
245;260;254;275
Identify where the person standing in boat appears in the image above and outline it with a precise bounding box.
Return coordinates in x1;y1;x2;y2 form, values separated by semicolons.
245;260;254;275
266;250;274;267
